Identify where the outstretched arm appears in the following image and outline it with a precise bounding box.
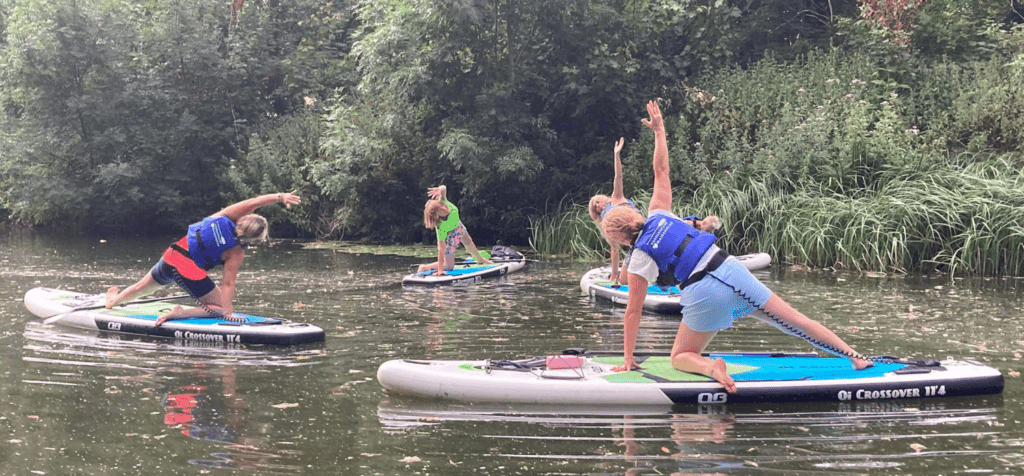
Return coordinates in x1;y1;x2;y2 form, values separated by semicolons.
642;101;671;212
610;137;627;203
215;191;300;222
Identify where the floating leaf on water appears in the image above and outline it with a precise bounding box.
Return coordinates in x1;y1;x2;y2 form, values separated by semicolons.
400;456;421;463
910;443;926;452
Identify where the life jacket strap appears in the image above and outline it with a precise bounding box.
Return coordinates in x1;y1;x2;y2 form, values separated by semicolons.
162;238;208;281
679;249;729;289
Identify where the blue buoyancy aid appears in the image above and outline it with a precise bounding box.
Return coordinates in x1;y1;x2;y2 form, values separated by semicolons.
633;214;717;286
186;216;239;270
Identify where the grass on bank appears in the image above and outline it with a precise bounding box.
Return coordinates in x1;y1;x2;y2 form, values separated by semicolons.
531;156;1024;275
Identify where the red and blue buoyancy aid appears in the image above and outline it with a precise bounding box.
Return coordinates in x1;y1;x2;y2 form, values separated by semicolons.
633;214;717;287
185;216;239;270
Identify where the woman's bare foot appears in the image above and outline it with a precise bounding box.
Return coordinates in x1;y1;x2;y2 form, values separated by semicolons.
154;306;185;326
105;286;120;309
710;358;737;393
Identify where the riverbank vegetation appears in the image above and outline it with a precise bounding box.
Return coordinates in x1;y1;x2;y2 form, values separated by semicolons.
2;0;1023;274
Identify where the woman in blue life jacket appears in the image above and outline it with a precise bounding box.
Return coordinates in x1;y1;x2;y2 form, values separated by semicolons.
589;138;721;284
104;192;301;326
417;185;493;276
601;101;871;393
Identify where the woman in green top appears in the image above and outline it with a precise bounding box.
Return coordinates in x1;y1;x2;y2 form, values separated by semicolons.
418;185;494;275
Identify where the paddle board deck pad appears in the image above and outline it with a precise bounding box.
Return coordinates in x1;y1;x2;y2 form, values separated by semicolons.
24;288;325;346
580;252;772;314
377;351;1003;405
402;259;526;286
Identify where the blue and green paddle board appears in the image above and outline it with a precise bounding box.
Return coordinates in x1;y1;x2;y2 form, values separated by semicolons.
24;287;324;346
377;350;1003;405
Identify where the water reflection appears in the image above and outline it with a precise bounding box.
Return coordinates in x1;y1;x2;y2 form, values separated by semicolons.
378;396;1012;474
162;366;302;472
21;321;324;474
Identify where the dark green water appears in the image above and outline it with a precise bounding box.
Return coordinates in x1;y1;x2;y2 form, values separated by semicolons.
1;234;1021;475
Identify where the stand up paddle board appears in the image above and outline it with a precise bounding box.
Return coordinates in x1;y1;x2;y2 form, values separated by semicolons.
377;349;1003;405
24;287;325;346
580;252;772;314
403;246;528;286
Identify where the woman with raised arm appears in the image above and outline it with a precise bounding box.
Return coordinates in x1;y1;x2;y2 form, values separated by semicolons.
587;137;640;284
589;138;719;284
601;101;871;393
418;185;493;276
104;192;301;326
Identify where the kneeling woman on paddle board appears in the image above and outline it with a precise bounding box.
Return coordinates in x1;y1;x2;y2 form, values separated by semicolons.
601;101;871;393
105;192;301;326
417;185;493;276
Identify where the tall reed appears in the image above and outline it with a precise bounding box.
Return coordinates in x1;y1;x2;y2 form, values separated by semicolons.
533;156;1024;276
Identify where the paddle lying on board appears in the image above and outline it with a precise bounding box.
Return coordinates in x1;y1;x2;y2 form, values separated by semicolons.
42;293;191;324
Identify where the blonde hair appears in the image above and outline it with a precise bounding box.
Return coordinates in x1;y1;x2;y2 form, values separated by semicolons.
236;214;269;243
423;200;449;229
588;195;611;223
601;206;645;245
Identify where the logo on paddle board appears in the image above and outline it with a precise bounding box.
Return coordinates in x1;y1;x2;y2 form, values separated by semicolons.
697;392;728;404
172;330;242;343
837;385;944;401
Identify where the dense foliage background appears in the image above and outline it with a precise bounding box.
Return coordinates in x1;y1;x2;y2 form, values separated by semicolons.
2;0;1023;273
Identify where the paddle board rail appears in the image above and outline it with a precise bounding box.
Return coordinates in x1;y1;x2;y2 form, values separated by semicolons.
377;349;1004;405
24;287;325;346
402;258;527;286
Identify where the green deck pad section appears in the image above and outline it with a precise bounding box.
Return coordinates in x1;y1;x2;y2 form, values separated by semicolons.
591;280;681;296
100;302;270;324
592;355;904;383
594;356;755;383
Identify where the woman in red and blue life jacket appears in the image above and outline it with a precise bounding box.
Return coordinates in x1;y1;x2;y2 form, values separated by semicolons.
600;101;871;393
105;192;301;326
588;137;721;284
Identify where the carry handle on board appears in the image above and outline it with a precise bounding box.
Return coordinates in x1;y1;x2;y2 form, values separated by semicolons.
43;294;191;324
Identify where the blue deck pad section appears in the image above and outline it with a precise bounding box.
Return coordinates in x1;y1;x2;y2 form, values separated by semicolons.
119;312;270;325
597;282;681;295
420;264;497;276
710;355;905;381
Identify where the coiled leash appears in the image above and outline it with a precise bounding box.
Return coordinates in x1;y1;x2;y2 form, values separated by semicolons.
705;271;904;365
169;269;230;320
